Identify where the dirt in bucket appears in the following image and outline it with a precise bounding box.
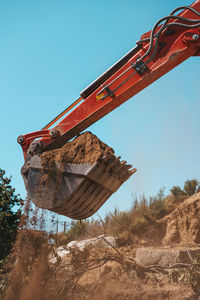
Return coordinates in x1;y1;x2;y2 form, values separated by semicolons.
40;131;115;167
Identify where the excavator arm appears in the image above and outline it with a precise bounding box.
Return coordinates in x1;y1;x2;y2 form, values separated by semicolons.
18;1;200;219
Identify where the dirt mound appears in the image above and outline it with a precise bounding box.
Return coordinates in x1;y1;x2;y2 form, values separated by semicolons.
161;192;200;246
40;131;114;166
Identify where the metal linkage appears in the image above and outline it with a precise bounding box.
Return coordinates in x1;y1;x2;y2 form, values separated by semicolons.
131;60;149;75
96;5;200;101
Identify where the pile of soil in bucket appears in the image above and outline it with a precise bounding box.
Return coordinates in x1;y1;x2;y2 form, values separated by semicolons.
40;131;115;167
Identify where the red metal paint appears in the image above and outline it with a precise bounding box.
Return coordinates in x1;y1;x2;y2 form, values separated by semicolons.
19;1;200;159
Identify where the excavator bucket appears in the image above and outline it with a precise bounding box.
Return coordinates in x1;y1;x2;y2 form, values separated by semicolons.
21;132;136;220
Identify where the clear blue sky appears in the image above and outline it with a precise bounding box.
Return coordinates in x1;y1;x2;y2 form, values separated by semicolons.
0;0;199;223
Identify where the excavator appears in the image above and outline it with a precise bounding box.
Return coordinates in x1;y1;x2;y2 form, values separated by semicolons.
18;1;200;220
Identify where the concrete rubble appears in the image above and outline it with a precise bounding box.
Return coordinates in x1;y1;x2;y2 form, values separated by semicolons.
50;235;116;263
136;247;200;267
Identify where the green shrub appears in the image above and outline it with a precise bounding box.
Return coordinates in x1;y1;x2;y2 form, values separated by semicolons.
148;188;168;219
115;232;132;247
0;169;23;260
184;179;200;197
54;232;69;246
108;211;132;236
130;216;149;232
66;220;88;242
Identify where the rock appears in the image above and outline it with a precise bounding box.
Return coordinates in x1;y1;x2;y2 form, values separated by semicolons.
161;193;200;246
136;247;200;267
67;235;116;250
49;235;116;263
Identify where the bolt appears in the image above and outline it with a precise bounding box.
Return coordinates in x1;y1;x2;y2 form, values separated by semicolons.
193;34;199;40
50;129;59;138
50;129;56;136
17;135;24;144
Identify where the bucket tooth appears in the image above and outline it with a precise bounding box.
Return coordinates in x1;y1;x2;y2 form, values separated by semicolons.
129;168;137;175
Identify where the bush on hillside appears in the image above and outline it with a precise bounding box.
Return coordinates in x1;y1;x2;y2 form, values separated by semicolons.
149;188;168;219
103;179;200;244
184;179;200;197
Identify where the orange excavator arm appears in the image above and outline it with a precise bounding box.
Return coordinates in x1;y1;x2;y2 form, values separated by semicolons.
17;1;200;220
18;1;200;158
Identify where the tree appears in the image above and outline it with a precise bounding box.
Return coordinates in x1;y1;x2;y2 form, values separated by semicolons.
184;179;200;197
170;186;185;198
0;169;23;260
170;186;186;203
149;188;167;219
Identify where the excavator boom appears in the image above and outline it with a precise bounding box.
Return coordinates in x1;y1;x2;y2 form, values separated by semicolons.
18;1;200;219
